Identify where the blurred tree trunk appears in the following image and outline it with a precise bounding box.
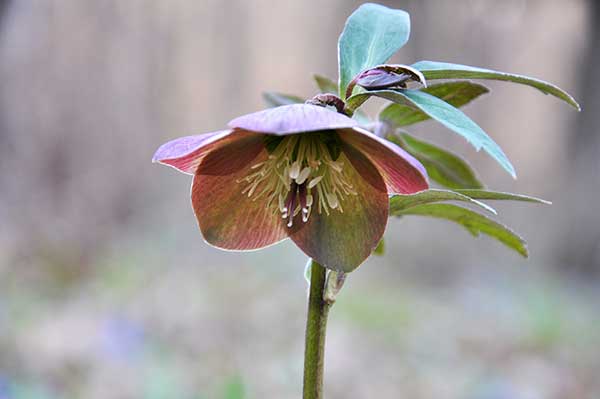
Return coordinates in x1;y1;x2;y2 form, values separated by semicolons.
561;0;600;275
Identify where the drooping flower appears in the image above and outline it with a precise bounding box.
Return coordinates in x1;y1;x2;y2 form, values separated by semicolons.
153;104;428;272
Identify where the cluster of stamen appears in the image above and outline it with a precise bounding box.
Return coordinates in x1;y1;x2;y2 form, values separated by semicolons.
238;134;357;227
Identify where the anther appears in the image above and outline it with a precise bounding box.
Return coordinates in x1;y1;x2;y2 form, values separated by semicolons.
289;162;301;179
308;176;323;189
296;167;311;184
326;193;339;209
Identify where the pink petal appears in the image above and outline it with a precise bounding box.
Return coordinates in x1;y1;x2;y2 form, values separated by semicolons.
153;130;255;175
192;135;288;250
338;127;429;194
228;104;358;135
288;148;388;272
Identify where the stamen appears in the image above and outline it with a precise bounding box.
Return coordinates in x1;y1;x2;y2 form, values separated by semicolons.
306;194;313;207
308;176;323;188
289;162;301;179
326;193;339;209
239;133;359;227
296;167;311;185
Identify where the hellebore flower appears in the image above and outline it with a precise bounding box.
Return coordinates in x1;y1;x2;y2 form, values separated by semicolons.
153;104;428;271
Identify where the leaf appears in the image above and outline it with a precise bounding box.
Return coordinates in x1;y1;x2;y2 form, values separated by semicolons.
373;238;385;256
393;203;528;257
411;60;580;111
262;92;304;108
338;3;410;98
350;89;515;177
389;132;483;189
455;189;551;204
314;74;338;94
379;82;489;127
390;189;496;215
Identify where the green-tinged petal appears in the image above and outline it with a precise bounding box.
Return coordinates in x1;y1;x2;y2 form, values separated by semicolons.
288;149;388;272
389;132;484;189
393;203;528;257
192;135;288;250
379;82;489;127
411;60;580;110
338;128;428;194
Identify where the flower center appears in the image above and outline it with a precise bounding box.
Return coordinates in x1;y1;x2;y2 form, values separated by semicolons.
238;133;357;227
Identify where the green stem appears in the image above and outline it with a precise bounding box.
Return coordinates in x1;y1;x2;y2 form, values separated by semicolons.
302;260;331;399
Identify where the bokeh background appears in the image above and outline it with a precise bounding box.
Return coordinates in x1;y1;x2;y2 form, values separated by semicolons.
0;1;598;398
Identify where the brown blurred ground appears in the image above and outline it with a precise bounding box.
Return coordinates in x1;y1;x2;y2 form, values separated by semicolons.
0;1;598;398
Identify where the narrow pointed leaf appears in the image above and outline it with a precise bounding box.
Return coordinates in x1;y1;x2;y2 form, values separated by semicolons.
379;82;489;127
352;89;515;177
393;203;528;257
455;189;551;204
338;3;410;98
411;60;580;111
389;132;483;189
262;92;304;108
314;74;338;94
390;189;496;215
373;238;385;256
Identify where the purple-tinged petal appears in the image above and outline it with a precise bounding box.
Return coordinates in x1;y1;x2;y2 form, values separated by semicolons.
192;135;288;250
228;104;358;135
152;130;261;174
288;150;388;272
338;127;429;194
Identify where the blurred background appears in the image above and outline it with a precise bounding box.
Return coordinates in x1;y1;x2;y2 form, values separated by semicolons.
0;0;598;398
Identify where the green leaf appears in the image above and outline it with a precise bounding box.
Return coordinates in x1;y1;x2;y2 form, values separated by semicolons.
411;60;581;111
262;92;304;108
314;74;338;94
351;89;515;177
379;82;489;127
390;189;496;215
389;132;483;189
393;203;528;257
455;189;551;204
373;238;385;256
338;3;410;98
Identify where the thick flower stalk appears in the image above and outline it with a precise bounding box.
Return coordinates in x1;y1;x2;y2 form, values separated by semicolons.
153;103;428;272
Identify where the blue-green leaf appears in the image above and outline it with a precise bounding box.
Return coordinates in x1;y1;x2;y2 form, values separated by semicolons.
455;189;551;204
379;82;489;127
338;3;410;98
262;92;304;108
351;89;515;177
411;60;580;111
393;203;528;257
389;132;483;189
